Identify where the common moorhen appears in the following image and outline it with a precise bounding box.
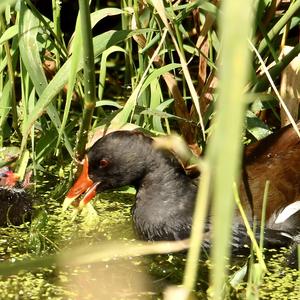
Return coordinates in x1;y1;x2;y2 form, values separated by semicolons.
0;167;33;226
65;125;300;252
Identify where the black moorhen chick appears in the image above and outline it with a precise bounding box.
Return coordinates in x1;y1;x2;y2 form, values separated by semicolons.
0;167;33;226
65;126;300;253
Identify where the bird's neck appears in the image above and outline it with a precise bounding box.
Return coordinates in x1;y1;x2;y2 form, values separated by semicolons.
134;148;193;193
132;156;197;240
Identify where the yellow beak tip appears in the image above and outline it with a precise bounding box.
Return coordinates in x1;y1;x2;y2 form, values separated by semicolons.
62;197;77;211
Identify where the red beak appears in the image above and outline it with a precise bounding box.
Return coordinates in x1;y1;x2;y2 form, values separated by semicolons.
65;156;99;208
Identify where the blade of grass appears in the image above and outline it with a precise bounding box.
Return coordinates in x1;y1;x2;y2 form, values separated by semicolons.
15;149;30;181
233;183;267;271
52;0;62;69
297;245;300;276
0;81;12;146
140;63;181;95
206;0;255;298
0;24;18;44
75;0;97;159
19;4;48;96
1;15;19;136
182;160;211;295
259;180;269;251
151;93;172;132
0;239;190;276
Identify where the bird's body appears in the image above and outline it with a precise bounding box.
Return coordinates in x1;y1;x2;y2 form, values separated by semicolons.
0;186;32;225
86;131;197;241
66;125;300;255
0;167;33;226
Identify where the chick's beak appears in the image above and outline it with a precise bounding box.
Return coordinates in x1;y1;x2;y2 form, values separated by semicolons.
0;169;19;187
65;156;100;208
5;171;20;187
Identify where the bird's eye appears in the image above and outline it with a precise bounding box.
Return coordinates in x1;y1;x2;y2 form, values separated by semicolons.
99;159;109;168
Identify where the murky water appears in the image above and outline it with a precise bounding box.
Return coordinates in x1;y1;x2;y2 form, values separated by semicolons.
0;177;298;299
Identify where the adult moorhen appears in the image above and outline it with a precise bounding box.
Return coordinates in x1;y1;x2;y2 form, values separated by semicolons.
65;125;300;252
0;167;33;226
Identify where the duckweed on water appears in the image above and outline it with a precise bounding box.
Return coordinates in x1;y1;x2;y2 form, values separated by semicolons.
0;179;156;299
0;178;299;299
232;248;300;299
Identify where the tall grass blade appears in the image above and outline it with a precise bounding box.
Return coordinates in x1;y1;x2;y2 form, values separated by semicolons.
75;0;97;158
207;1;255;298
182;161;211;295
0;240;190;276
233;183;266;271
259;180;269;250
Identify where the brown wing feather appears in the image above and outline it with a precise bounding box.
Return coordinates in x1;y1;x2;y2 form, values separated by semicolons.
240;122;300;221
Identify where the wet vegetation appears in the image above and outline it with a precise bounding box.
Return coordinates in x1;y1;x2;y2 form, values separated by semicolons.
0;0;300;299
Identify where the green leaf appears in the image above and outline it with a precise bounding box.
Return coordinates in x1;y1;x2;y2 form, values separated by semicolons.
90;8;124;28
152;98;174;132
19;6;48;95
0;0;16;12
96;100;123;109
246;111;272;140
0;24;18;44
98;46;126;100
140;63;181;94
0;80;12;128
